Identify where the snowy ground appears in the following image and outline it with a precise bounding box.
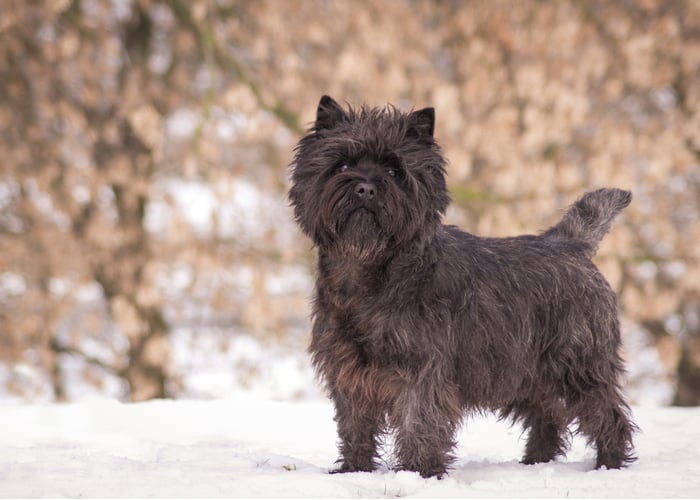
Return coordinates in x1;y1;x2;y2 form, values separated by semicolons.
1;397;699;498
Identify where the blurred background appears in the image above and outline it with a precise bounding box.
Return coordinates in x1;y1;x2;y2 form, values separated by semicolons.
1;0;699;406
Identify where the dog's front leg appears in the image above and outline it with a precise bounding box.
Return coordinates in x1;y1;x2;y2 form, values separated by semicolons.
329;383;384;473
390;370;462;478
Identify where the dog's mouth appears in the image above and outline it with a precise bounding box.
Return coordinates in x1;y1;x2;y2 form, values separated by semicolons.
350;205;376;217
335;201;386;242
345;205;380;230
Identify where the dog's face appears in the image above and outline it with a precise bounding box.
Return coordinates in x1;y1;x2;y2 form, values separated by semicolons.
289;96;450;259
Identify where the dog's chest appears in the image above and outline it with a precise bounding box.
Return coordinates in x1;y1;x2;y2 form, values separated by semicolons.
318;259;385;307
318;268;423;361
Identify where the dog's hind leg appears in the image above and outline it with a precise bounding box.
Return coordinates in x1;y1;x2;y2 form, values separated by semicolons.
516;399;570;465
574;385;637;469
566;321;637;469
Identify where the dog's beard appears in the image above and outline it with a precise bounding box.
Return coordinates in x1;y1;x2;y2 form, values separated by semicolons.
319;180;393;259
337;207;388;259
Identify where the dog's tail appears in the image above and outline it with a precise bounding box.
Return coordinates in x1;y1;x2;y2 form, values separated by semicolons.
544;188;631;258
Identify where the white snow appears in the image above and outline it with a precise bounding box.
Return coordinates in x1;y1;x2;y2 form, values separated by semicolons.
168;328;321;401
1;398;699;498
165;109;200;139
0;272;27;297
145;176;297;248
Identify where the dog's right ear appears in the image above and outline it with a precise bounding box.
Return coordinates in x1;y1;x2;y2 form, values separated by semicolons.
315;95;346;130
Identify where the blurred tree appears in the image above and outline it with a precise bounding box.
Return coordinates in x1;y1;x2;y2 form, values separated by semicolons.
2;0;172;400
0;0;302;401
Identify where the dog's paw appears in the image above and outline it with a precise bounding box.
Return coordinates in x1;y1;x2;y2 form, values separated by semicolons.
398;464;447;479
329;462;375;474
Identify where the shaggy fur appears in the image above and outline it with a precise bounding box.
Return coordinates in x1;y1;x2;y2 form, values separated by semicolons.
289;95;637;478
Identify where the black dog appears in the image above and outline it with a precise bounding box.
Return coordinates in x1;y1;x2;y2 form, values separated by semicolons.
289;96;637;478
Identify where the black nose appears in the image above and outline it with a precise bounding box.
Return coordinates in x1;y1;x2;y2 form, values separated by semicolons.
354;182;376;200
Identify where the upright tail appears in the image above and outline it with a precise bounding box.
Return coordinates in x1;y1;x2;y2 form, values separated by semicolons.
544;188;632;258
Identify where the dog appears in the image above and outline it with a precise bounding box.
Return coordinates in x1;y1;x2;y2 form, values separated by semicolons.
289;95;637;478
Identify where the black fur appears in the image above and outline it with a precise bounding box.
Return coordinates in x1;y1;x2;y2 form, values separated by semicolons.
289;96;637;478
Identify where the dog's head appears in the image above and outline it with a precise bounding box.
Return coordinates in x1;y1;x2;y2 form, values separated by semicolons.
289;96;449;259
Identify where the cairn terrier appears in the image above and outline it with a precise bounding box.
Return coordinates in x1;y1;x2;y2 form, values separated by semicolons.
289;96;636;478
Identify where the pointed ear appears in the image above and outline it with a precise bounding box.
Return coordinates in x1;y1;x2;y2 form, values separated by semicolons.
315;95;346;130
408;107;435;137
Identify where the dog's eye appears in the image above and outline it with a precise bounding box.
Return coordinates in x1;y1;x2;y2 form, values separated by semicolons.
339;164;350;173
387;168;397;177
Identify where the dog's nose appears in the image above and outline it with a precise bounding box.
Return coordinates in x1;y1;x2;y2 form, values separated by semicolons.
354;182;376;200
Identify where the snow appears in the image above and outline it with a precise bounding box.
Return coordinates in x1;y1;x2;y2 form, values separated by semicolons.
145;176;297;247
168;328;321;401
0;272;27;297
2;398;699;498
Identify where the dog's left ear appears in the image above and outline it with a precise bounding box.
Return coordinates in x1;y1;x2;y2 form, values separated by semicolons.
408;107;435;138
315;95;346;131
